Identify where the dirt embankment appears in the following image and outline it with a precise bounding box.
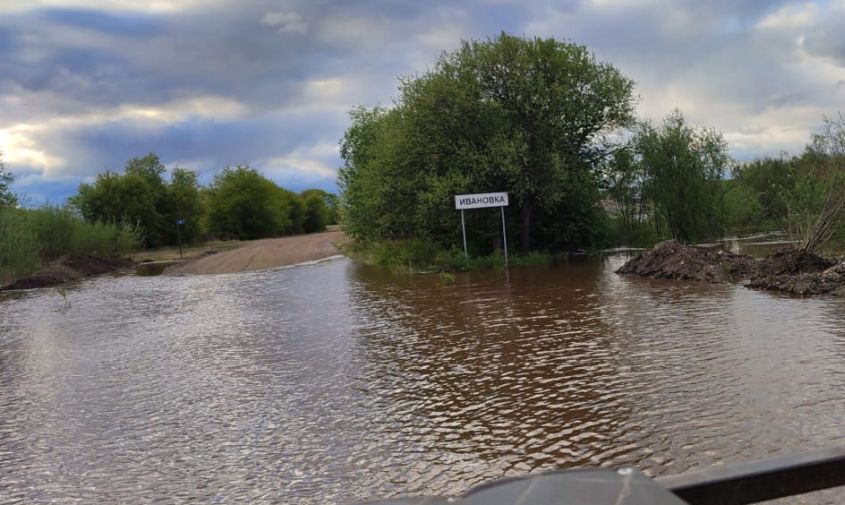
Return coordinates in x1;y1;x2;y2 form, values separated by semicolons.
617;240;845;296
165;230;345;275
1;255;134;291
615;240;758;283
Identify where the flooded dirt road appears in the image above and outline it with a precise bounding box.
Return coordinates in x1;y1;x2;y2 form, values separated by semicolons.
1;250;844;504
165;230;344;275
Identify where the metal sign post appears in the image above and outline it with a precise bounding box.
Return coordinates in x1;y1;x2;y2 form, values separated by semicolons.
460;209;468;260
176;218;185;259
454;192;509;266
501;206;508;266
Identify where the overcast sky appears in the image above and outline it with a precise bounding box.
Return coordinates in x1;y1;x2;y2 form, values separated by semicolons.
2;0;844;205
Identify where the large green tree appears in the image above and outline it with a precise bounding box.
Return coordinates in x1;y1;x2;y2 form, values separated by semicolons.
162;167;204;244
205;164;291;240
340;33;636;253
635;111;731;242
71;153;202;248
73;170;161;246
301;189;331;233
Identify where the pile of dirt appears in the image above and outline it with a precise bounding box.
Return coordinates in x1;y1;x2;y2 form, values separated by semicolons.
754;247;834;276
747;249;845;296
1;255;134;291
617;240;845;296
615;240;758;283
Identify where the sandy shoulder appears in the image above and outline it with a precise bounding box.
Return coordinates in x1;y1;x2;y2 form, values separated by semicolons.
165;230;346;275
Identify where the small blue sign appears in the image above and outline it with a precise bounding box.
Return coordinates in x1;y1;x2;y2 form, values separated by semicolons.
176;219;186;225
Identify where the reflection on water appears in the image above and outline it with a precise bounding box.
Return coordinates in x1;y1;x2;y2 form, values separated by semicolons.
699;231;798;257
1;254;844;504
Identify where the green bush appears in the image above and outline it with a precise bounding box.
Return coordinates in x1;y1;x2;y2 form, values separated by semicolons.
347;238;554;273
598;215;661;248
0;206;140;284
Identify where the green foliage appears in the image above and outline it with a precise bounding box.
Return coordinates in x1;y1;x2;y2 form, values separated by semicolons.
604;147;644;234
26;206;140;259
340;33;636;255
721;178;766;232
598;214;660;248
301;189;331;233
0;151;17;208
73;171;157;246
0;208;40;281
203;164;325;240
162;167;204;244
70;153;183;247
72;153;333;248
283;189;306;235
781;115;845;252
206;165;289;240
601;112;732;245
731;157;793;226
728;114;845;252
346;238;554;273
0;206;140;284
635;111;731;243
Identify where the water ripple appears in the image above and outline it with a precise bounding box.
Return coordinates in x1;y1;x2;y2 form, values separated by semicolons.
1;256;844;504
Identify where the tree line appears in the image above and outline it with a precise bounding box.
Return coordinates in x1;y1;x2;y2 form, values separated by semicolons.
340;32;845;263
70;153;337;248
607;113;845;252
0;150;337;283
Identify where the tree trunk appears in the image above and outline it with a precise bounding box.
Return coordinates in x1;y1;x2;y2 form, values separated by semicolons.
521;200;533;254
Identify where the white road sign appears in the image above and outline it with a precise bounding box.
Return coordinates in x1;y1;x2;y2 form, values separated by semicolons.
454;192;509;210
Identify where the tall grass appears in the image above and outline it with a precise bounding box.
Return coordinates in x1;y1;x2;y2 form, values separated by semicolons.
343;238;555;273
0;209;40;282
0;206;141;284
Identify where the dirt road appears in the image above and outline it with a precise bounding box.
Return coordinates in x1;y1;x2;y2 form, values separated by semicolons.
166;230;345;275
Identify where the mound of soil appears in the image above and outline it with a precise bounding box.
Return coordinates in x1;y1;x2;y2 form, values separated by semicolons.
616;240;758;283
755;247;834;276
617;240;845;296
1;255;134;291
747;253;845;296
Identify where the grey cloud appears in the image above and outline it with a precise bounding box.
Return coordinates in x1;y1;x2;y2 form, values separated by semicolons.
803;18;845;67
2;0;843;204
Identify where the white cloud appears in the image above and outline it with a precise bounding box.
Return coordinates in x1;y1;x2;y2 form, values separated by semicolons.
260;11;308;35
0;95;250;179
415;23;467;50
0;125;63;176
260;143;339;183
756;3;819;30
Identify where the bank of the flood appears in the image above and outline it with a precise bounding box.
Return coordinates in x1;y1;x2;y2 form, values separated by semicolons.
0;254;134;291
0;231;347;291
617;239;845;296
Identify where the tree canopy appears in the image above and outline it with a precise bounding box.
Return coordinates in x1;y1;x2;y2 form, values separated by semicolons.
340;33;636;254
635;111;731;243
204;164;328;240
71;153;198;248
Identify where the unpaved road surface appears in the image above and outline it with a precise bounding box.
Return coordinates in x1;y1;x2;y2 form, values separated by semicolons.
166;230;345;275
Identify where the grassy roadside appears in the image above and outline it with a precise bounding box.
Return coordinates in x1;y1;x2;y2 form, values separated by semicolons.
339;238;556;273
1;206;139;286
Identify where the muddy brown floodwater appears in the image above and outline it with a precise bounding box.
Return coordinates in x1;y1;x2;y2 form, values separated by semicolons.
1;245;844;504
